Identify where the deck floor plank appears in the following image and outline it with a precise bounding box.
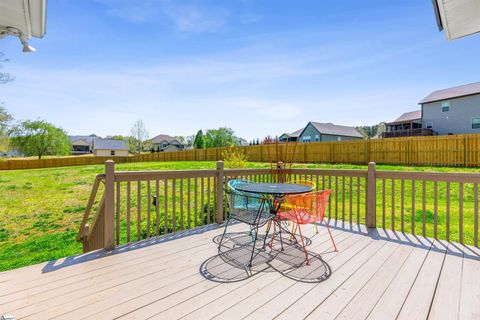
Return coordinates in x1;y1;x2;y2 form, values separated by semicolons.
0;222;478;320
396;240;448;320
458;245;480;319
428;241;464;320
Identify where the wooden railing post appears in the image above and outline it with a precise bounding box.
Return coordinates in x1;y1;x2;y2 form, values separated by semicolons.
216;160;224;223
104;160;115;250
366;162;377;228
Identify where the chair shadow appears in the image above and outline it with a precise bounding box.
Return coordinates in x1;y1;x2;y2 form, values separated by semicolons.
201;231;331;284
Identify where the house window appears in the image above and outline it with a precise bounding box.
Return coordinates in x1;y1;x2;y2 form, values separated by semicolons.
302;136;311;142
426;122;433;129
110;150;115;156
441;101;450;113
337;137;341;141
315;135;320;141
472;118;480;129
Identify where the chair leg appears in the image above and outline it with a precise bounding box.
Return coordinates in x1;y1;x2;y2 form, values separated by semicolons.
323;218;337;252
296;223;310;265
218;218;230;250
262;220;272;249
248;224;260;267
315;223;319;234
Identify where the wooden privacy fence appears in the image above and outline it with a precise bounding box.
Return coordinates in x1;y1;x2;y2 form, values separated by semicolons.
3;134;480;170
78;160;480;253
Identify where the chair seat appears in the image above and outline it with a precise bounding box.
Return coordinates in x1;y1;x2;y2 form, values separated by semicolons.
276;210;320;225
232;208;275;226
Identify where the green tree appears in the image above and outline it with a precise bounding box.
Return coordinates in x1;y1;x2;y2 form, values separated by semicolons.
204;127;236;148
356;123;386;139
193;130;205;149
8;120;71;159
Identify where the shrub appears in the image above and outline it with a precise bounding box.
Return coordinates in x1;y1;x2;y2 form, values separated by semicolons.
221;146;247;168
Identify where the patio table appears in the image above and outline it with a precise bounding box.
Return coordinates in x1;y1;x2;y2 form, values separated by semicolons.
235;182;313;250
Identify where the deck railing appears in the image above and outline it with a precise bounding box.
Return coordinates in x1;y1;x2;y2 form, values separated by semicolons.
78;161;480;252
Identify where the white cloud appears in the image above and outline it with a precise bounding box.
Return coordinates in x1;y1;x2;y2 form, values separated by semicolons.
96;0;230;33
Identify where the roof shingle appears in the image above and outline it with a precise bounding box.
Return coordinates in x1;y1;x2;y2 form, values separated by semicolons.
420;82;480;104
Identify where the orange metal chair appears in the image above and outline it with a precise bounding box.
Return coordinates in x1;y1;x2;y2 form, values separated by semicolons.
280;180;317;234
277;190;337;265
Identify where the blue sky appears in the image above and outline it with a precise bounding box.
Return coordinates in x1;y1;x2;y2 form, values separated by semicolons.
1;0;479;140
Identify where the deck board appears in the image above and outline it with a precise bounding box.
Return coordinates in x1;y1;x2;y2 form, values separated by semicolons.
0;222;478;320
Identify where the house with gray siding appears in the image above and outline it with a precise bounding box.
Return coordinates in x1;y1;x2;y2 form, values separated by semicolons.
279;128;303;142
297;122;363;142
420;82;480;135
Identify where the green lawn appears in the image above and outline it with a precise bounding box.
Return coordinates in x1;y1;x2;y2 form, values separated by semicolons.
1;161;479;272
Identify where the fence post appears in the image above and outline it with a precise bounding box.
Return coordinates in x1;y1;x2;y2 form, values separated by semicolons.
216;161;224;223
104;160;115;250
366;162;376;228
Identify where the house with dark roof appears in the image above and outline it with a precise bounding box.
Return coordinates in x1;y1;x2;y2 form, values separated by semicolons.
381;111;431;138
279;128;303;142
69;134;99;155
93;139;128;157
297;122;363;142
150;134;185;152
420;82;480;135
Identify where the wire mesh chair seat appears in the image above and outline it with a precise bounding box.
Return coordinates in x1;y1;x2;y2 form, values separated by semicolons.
219;181;276;268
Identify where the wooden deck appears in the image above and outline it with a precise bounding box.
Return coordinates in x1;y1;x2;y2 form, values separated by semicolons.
1;222;479;320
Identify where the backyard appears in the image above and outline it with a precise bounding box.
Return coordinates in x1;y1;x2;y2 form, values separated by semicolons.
1;160;479;271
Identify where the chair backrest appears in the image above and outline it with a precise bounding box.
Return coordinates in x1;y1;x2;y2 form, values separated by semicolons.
286;179;316;190
226;179;250;192
286;190;333;222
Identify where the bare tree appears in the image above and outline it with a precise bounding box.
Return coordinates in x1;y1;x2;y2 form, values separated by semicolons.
128;119;149;154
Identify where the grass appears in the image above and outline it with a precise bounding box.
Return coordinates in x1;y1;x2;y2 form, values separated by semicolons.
1;161;479;271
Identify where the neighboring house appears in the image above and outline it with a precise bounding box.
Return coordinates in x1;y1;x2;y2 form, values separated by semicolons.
150;134;185;152
279;128;303;142
298;122;363;142
381;111;433;138
93;139;128;157
69;135;98;155
420;82;480;135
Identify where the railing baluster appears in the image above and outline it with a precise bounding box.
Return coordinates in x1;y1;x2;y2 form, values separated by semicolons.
342;176;346;222
356;176;360;223
187;178;191;229
349;176;353;224
180;178;184;230
335;175;339;221
127;181;131;242
382;178;386;229
446;182;450;241
422;180;426;237
411;180;415;235
201;177;205;225
459;182;464;244
164;179;168;234
475;183;478;247
194;177;198;227
155;180;159;236
434;181;438;239
147;180;151;238
391;179;395;231
116;181;120;245
328;176;332;218
401;179;405;232
207;176;211;224
137;181;141;241
172;179;176;233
